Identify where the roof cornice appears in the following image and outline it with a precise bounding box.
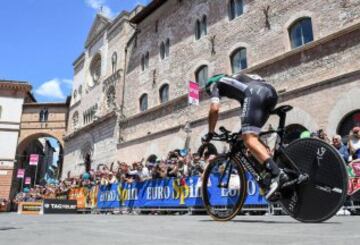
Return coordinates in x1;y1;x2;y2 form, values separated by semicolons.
0;80;32;92
130;0;168;24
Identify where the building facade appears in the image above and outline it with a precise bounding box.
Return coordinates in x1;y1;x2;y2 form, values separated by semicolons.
0;80;32;203
62;9;142;177
64;0;360;176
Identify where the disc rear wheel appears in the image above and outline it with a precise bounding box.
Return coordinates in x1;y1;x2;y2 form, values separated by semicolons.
277;138;348;222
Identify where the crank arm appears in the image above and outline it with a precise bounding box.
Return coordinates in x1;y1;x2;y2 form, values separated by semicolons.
282;174;309;188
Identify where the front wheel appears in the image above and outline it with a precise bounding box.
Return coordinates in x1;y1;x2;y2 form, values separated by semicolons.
277;138;348;222
201;156;247;221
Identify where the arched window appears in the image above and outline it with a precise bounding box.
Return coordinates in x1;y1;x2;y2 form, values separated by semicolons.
159;84;169;103
90;54;102;85
111;52;117;73
72;111;79;129
141;55;145;71
140;94;148;112
229;0;244;20
39;108;49;122
195;19;201;40
39;110;44;122
289;17;314;49
201;15;208;36
195;65;208;88
106;86;116;108
165;39;170;58
231;48;247;73
145;52;150;68
337;110;360;142
160;42;166;60
73;90;77;100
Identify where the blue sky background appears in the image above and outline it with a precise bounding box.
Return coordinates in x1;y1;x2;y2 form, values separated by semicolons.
0;0;150;102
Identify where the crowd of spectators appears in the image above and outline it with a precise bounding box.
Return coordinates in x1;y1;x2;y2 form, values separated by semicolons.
330;127;360;164
12;143;218;204
9;126;360;206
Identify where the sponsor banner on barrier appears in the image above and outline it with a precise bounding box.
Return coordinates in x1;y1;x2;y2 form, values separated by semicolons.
18;202;43;215
97;173;266;209
68;187;89;209
43;199;77;214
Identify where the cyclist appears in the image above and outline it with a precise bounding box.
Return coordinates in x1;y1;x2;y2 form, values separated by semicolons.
203;73;288;200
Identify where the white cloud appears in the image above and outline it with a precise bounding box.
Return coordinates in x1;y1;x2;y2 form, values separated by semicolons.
85;0;114;18
62;79;73;87
35;78;72;100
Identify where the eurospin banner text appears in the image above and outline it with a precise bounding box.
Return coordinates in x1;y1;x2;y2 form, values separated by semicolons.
97;173;267;209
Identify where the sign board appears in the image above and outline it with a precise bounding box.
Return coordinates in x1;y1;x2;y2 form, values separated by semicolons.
25;177;31;185
29;154;39;166
17;169;25;178
188;81;200;105
43;199;77;214
17;202;43;215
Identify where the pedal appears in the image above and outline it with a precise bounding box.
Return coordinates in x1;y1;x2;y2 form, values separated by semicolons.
297;174;309;184
266;192;282;203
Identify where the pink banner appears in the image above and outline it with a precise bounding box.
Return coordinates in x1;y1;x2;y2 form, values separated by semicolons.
188;81;200;105
29;154;39;166
25;177;31;185
17;169;25;178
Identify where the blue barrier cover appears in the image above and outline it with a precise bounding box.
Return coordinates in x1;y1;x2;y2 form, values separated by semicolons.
97;173;267;209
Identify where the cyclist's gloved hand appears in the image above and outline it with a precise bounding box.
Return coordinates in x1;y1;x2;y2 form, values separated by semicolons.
202;132;214;143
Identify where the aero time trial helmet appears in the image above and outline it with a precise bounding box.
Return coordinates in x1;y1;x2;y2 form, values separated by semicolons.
205;74;225;96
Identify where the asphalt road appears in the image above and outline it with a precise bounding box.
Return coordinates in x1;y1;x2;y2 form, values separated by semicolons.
0;213;358;245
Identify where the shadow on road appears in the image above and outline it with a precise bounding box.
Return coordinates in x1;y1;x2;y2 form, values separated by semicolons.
199;219;341;224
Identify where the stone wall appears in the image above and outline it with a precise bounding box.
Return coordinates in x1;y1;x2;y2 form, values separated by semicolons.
123;0;360;118
63;115;118;177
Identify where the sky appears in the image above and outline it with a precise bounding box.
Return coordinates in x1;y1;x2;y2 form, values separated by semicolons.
0;0;150;102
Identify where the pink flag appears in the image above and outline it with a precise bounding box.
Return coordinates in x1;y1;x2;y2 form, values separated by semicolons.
17;169;25;178
188;81;200;105
25;177;31;185
29;154;39;166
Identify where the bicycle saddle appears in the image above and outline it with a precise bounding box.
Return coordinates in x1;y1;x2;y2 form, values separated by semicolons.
271;105;293;116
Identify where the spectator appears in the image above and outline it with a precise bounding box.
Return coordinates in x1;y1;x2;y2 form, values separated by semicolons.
109;172;118;184
318;129;330;143
135;162;151;181
167;160;178;178
190;153;205;176
332;135;350;163
349;127;360;160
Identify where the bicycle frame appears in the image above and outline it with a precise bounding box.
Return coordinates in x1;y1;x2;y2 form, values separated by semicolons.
215;109;304;189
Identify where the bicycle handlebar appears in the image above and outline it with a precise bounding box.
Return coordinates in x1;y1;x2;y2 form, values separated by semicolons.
211;127;240;143
210;126;281;143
